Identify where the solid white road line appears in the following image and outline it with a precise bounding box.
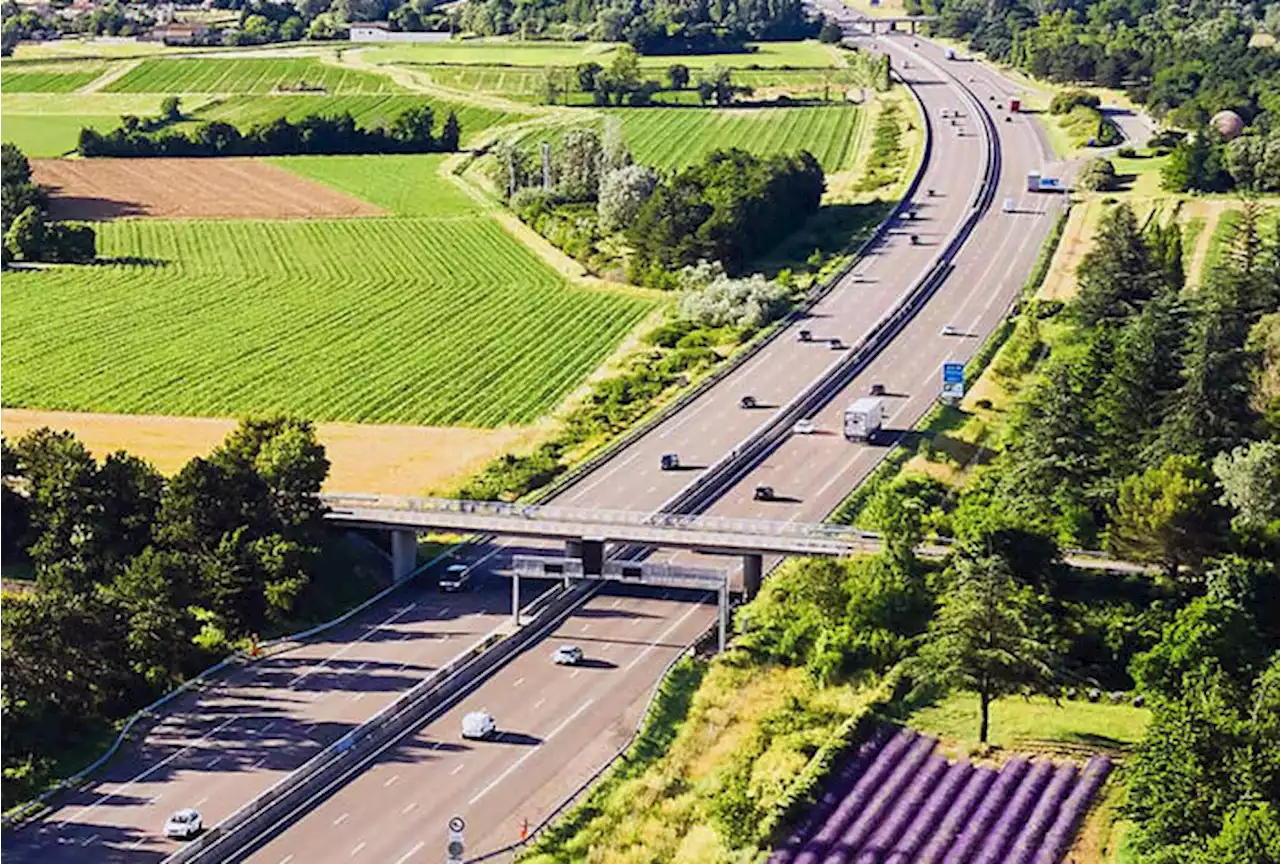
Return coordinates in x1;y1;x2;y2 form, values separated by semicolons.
288;604;417;690
625;598;713;673
394;841;426;864
467;700;596;806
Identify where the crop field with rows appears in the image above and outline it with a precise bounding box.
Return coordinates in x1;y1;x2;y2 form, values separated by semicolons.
615;105;862;172
192;93;531;144
2;218;654;426
105;57;402;94
269;154;481;216
363;39;838;68
0;62;108;93
770;727;1112;864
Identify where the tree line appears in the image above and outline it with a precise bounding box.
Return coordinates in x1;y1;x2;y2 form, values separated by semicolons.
909;0;1279;130
0;419;374;803
2;144;95;266
77;104;461;158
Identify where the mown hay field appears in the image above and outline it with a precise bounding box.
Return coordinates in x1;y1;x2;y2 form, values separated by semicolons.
2;218;655;426
191;93;532;144
104;57;401;93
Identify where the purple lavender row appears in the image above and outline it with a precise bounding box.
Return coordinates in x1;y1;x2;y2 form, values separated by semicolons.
770;726;893;864
1005;764;1078;864
915;766;998;864
971;760;1056;864
885;760;975;864
939;757;1031;864
855;754;951;863
820;735;939;864
792;729;919;864
1031;757;1113;864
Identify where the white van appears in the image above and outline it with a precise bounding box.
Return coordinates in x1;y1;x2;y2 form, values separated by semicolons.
462;711;497;740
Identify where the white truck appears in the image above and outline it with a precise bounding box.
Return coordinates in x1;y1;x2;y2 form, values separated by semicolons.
1026;171;1063;192
844;397;885;442
944;47;956;60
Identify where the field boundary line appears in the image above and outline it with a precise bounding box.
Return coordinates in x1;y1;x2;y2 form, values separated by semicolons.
338;48;555;116
77;59;140;93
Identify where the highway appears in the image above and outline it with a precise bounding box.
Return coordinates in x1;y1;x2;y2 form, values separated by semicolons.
241;29;1062;864
8;26;1062;864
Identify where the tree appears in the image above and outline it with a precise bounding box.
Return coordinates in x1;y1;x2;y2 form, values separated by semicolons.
106;547;202;687
439;110;460;151
1130;596;1265;704
5;204;44;261
667;63;689;90
696;79;715;106
819;19;843;43
540;65;562;105
909;552;1056;743
1106;455;1215;582
1074;202;1162;327
575;61;602;93
1246;313;1280;433
607;44;641;100
1213;441;1280;538
159;96;182;123
1200;803;1280;864
389;104;434;146
597;164;656;232
1077;156;1117;191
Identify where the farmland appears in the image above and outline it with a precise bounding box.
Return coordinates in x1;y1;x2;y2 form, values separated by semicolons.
1;114;121;157
2;217;654;426
772;727;1112;864
268;154;480;216
104;57;402;94
191;93;532;144
1;93;214;156
0;63;108;93
360;38;840;68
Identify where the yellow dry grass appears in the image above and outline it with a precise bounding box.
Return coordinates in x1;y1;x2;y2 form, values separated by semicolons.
1;408;549;495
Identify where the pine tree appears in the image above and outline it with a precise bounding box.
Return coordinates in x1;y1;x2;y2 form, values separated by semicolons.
1075;203;1162;327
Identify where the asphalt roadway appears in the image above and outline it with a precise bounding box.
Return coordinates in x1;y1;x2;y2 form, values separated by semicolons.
243;32;1062;864
9;31;1061;864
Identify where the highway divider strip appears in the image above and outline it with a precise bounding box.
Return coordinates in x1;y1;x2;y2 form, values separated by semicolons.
163;579;599;864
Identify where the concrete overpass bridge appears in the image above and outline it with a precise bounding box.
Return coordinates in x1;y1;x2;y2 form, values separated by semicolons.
323;493;1151;595
823;10;939;34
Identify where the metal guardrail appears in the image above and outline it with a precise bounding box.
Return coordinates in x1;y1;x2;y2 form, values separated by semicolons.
163;581;595;864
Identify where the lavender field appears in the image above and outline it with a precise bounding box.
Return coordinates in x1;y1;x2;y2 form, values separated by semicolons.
771;728;1112;864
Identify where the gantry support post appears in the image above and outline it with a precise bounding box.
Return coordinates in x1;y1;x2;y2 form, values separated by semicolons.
512;569;521;628
718;583;728;653
743;553;763;600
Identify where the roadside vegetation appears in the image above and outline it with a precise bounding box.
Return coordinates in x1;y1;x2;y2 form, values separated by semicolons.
0;418;379;805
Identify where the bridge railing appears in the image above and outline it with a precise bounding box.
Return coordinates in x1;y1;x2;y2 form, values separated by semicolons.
322;493;922;549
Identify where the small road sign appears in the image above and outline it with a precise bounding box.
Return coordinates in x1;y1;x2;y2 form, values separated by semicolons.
447;816;466;863
942;361;965;384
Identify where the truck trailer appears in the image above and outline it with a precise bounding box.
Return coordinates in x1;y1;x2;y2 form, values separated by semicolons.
844;397;885;442
1026;171;1064;192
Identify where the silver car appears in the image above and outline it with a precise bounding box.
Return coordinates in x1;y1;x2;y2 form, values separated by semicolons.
164;808;202;840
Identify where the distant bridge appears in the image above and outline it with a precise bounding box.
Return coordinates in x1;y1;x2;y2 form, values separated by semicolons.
323;494;1152;592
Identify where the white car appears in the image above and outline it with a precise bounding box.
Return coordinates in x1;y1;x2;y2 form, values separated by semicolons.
552;645;584;665
941;324;959;336
164;809;203;840
439;564;470;592
793;419;817;435
462;711;497;740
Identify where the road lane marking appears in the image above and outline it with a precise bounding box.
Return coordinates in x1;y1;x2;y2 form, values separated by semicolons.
351;841;367;856
195;796;209;807
570;669;581;679
57;712;242;827
384;774;400;788
610;598;621;608
513;677;525;687
334;813;350;827
207;756;222;768
533;698;546;709
401;802;418;815
81;833;98;847
438;607;451;617
626;598;713;673
261;721;274;733
288;603;416;690
395;841;425;864
580;623;591;632
279;856;295;864
451;764;464;775
467;700;596;805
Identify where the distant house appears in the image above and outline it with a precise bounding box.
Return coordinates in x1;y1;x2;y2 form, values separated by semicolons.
153;22;209;44
348;22;450;42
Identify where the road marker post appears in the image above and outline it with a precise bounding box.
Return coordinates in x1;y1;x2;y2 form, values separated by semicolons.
447;815;466;864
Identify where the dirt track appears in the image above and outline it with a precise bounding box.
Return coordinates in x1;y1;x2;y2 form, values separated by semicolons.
32;157;385;220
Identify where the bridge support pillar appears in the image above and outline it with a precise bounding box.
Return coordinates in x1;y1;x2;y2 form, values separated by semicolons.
582;538;605;577
564;539;582;587
391;529;417;582
743;553;763;600
910;19;918;34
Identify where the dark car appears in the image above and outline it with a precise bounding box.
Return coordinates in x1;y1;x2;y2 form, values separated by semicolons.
870;383;886;396
660;453;680;470
754;485;775;501
740;395;757;409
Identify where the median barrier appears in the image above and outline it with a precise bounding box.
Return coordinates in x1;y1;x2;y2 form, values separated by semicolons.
164;580;597;864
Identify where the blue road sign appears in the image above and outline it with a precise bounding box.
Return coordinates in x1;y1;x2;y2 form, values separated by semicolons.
942;362;965;384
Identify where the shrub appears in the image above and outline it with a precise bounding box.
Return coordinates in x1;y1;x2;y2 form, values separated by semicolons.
1050;88;1101;115
1078;157;1119;191
1117;146;1137;158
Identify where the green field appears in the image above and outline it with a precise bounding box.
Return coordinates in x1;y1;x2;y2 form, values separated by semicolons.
2;218;654;427
104;57;402;94
192;93;532;144
0;63;107;93
413;63;863;101
0;114;122;156
522;105;862;173
269;154;480;216
363;39;839;68
909;693;1151;752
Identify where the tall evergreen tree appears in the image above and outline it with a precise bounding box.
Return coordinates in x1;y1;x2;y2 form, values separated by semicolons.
1075;203;1162;328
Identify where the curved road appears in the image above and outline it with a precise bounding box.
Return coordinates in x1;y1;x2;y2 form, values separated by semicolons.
9;28;1063;864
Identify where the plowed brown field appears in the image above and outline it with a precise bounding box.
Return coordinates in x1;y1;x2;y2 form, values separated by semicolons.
32;157;385;220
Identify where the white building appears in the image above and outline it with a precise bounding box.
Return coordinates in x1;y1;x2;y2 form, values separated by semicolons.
348;22;450;42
